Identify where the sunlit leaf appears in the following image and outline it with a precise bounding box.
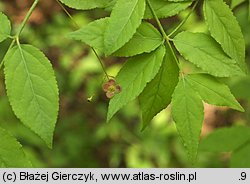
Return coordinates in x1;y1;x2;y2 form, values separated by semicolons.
4;44;59;148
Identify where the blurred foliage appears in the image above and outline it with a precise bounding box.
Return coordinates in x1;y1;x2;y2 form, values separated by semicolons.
0;0;249;168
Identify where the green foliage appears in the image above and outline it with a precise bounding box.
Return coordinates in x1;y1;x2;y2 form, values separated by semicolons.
0;127;32;167
204;0;247;73
186;74;244;111
0;12;11;42
144;0;192;19
58;0;111;10
113;22;163;57
107;45;165;122
172;78;204;163
4;44;59;148
200;126;250;167
200;126;250;152
104;0;146;55
0;0;249;167
139;44;179;130
69;20;163;57
173;32;242;77
231;142;250;167
231;0;246;9
68;18;108;53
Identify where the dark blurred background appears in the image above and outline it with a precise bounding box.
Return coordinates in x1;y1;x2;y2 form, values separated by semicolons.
0;0;249;167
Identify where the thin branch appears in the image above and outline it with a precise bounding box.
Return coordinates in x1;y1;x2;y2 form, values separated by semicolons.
16;0;39;37
55;0;110;79
168;0;200;38
146;0;181;70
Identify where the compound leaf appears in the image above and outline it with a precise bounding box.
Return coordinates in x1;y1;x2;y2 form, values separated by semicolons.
139;44;179;130
172;77;204;163
173;31;242;77
107;45;165;122
4;44;59;148
104;0;146;55
0;12;11;43
204;0;247;73
187;73;244;112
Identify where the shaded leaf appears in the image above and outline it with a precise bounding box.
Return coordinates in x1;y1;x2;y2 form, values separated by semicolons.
0;12;11;43
139;44;179;130
231;141;250;167
200;126;250;152
0;127;32;167
231;0;245;9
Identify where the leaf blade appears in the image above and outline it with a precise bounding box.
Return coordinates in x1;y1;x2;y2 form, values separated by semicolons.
104;0;146;55
68;18;108;53
59;0;111;10
4;44;59;148
172;78;204;162
139;44;179;130
173;31;242;77
113;22;163;57
187;73;244;112
107;45;165;122
0;12;11;43
204;0;247;73
144;0;192;19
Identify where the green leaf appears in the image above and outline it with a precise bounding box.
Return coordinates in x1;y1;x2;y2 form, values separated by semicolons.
231;141;250;167
0;127;32;167
187;73;244;112
4;44;59;148
249;0;250;21
114;22;163;57
167;0;191;2
69;19;162;57
231;0;245;9
173;31;242;77
0;12;11;43
204;0;247;73
104;0;146;55
144;0;192;19
200;126;250;152
107;45;165;122
172;78;204;163
59;0;111;10
104;0;118;11
139;44;179;130
230;76;250;100
68;18;108;53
